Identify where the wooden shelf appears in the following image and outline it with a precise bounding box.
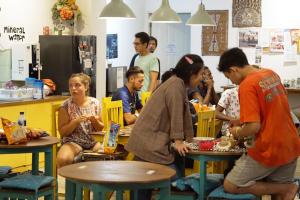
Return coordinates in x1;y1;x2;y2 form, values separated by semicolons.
286;88;300;93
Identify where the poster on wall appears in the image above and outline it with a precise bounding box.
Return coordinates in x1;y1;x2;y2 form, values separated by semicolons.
106;34;118;59
202;10;228;56
269;30;284;53
232;0;262;27
283;29;297;66
289;29;300;54
238;29;259;48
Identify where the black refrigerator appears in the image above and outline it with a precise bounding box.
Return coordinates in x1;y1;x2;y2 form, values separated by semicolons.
39;35;97;97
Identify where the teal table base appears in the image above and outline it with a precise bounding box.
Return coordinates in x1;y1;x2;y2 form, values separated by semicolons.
0;146;55;200
65;178;171;200
187;153;241;200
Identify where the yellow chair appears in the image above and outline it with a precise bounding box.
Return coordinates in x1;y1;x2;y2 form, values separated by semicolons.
101;97;112;111
102;100;124;131
51;103;61;140
194;109;226;174
196;109;216;138
141;92;151;106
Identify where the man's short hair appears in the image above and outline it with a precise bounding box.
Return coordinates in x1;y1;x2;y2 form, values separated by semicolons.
218;47;249;72
126;66;144;79
135;32;150;45
149;36;158;47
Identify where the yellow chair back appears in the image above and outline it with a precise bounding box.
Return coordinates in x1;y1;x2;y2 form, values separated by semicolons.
102;100;124;131
197;109;216;138
51;103;61;140
141;92;151;106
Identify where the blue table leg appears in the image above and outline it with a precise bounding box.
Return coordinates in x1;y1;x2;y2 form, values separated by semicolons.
44;150;53;176
199;159;207;200
45;149;53;200
76;184;83;200
32;152;39;175
116;190;123;200
132;190;138;200
65;179;76;200
159;185;170;200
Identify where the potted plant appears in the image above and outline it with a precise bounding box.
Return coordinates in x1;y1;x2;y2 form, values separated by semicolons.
52;0;81;35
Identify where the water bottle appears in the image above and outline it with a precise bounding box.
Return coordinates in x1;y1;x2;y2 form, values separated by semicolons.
18;112;27;127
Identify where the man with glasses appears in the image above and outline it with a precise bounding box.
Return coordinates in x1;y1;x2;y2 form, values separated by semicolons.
129;32;159;92
112;67;144;125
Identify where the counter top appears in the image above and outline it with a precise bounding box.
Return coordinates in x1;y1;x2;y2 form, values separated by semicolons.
286;88;300;93
0;96;69;107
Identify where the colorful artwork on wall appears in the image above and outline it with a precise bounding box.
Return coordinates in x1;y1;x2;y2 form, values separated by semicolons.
202;10;228;56
238;29;259;48
232;0;262;27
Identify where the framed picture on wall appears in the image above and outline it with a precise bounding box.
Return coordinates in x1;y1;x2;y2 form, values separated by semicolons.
269;30;284;53
202;10;228;56
238;29;259;48
106;34;118;59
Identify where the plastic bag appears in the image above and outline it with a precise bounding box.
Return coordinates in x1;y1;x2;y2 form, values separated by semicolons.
1;118;27;144
103;121;120;154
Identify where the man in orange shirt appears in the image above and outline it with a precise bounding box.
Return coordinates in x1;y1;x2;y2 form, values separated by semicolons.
218;47;300;199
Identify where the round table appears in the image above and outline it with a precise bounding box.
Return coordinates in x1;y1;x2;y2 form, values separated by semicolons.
59;160;176;200
187;150;244;200
0;136;60;200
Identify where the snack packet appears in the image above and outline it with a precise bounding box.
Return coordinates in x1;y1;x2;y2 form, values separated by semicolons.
1;118;27;144
25;127;43;140
103;121;120;154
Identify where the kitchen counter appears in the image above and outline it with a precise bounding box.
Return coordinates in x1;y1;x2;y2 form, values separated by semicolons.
0;96;69;107
286;88;300;93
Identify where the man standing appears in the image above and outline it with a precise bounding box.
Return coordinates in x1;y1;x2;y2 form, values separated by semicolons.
148;36;161;82
112;66;144;125
218;47;300;199
131;32;159;92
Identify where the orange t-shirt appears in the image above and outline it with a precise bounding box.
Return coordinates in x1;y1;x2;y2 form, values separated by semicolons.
239;68;300;167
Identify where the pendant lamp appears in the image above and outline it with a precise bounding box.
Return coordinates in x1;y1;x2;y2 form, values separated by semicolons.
149;0;182;23
186;1;215;26
98;0;136;19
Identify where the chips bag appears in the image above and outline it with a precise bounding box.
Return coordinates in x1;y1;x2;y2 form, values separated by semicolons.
1;118;27;144
103;121;120;154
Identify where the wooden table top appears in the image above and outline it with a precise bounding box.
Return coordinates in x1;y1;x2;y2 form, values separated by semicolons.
188;150;244;156
0;136;59;149
59;161;176;184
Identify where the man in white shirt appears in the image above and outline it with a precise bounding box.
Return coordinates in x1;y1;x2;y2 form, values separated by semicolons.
132;32;159;92
216;87;240;135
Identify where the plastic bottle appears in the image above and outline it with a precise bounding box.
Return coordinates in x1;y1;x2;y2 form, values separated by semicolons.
17;112;27;127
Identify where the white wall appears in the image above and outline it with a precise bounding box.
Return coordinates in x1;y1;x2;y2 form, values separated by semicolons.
0;0;55;47
105;0;147;67
146;0;300;91
0;0;107;98
80;0;107;99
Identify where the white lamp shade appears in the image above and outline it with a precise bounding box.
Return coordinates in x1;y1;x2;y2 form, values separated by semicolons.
149;0;182;23
98;0;136;19
186;3;215;26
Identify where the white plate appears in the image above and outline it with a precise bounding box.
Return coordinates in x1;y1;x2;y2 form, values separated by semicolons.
193;137;215;142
